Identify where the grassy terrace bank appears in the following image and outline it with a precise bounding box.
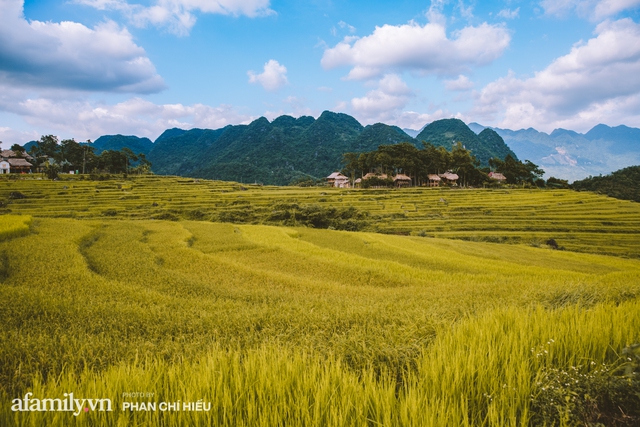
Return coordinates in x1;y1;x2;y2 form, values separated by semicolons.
1;174;640;257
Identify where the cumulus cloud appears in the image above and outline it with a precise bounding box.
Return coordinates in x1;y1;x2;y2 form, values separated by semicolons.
352;107;457;131
473;18;640;132
77;0;274;35
321;20;510;80
0;126;40;148
248;60;289;91
445;75;474;91
0;93;254;145
0;0;165;93
540;0;640;20
348;74;421;125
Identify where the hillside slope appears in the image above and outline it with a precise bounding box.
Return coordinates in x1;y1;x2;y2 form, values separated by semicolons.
572;165;640;202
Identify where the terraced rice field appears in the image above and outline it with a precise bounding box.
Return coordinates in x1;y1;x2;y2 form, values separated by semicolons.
1;175;639;426
1;175;639;257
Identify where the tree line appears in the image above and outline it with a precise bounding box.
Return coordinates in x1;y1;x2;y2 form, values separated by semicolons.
572;165;640;202
342;142;546;187
27;135;151;178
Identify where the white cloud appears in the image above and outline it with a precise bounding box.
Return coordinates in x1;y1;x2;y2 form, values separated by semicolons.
0;126;40;147
354;108;458;132
350;74;415;123
473;18;640;132
593;0;640;17
497;8;520;19
0;0;164;93
426;0;448;25
321;20;510;80
248;60;289;91
540;0;640;20
445;75;474;91
334;21;356;35
457;0;474;20
329;20;356;38
77;0;274;36
0;92;253;145
399;110;458;131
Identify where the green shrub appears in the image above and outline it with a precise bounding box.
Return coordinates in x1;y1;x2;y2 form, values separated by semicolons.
531;345;640;426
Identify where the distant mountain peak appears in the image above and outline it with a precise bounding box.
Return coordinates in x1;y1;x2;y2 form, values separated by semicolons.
550;128;581;138
416;118;516;165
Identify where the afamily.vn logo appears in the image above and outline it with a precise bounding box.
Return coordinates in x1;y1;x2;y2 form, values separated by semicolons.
11;393;112;416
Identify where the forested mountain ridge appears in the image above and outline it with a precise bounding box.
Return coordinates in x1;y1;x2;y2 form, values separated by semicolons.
145;113;514;185
147;111;420;184
13;111;518;185
90;134;154;156
416;118;518;165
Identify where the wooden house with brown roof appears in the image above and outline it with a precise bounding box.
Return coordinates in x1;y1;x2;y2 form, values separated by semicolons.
326;172;350;188
439;172;459;186
393;174;412;187
427;174;441;187
0;150;33;174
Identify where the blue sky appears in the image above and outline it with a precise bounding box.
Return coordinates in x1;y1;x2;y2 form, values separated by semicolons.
1;0;640;145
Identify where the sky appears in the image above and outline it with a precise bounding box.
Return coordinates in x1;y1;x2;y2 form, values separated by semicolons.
1;0;640;146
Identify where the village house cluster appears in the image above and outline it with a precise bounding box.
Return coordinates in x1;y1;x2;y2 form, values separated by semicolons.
326;170;508;188
0;150;33;174
327;171;470;188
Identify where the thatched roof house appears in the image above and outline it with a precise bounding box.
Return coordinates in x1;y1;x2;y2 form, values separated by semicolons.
488;172;507;182
427;174;441;187
326;172;350;188
1;158;32;173
393;174;412;187
362;172;388;180
439;172;459;185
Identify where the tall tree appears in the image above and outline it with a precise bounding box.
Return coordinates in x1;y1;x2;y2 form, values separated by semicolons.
450;142;483;187
121;147;138;173
422;143;452;175
490;155;544;185
10;144;26;156
29;135;60;165
59;139;85;172
342;152;360;182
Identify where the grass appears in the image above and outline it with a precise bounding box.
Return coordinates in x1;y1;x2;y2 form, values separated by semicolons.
1;175;639;426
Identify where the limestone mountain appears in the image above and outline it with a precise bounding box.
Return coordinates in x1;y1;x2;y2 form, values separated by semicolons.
416;118;518;165
148;111;420;185
15;112;517;185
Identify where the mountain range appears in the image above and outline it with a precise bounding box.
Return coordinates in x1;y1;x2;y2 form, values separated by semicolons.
17;111;640;184
466;123;640;182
